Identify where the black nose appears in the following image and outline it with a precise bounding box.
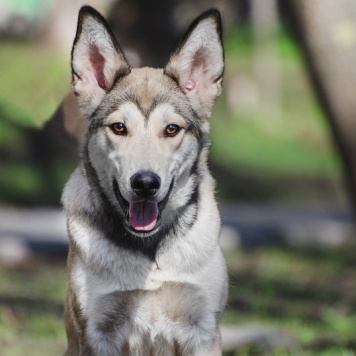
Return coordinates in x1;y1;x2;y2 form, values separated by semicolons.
130;171;161;198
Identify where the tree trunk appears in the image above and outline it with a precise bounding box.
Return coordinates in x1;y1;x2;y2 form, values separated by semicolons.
252;0;281;118
287;0;356;211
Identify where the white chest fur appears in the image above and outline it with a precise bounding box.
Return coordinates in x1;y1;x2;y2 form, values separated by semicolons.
66;170;227;354
72;255;224;355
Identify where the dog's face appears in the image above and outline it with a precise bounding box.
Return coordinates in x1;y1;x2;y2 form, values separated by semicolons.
87;69;202;234
71;7;224;236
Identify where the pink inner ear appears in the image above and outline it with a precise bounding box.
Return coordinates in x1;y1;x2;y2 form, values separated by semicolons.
181;53;205;95
89;45;107;90
182;80;196;94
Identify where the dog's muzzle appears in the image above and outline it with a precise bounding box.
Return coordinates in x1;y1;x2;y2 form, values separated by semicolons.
113;173;174;236
129;171;161;231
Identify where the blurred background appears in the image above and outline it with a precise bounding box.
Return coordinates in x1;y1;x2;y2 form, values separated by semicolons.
1;0;356;354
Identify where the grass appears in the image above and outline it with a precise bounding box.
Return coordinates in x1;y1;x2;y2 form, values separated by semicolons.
1;246;356;355
224;246;356;355
0;261;67;355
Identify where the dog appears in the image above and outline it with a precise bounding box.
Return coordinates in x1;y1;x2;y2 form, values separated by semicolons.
62;5;228;355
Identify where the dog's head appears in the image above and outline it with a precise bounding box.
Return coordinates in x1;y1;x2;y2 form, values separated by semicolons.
71;6;224;236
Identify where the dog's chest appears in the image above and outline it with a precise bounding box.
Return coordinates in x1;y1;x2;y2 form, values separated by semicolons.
86;282;216;353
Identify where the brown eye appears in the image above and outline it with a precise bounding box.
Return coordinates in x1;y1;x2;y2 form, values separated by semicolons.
110;122;127;135
165;124;181;137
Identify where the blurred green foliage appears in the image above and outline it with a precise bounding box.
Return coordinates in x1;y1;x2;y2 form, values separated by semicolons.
211;27;340;178
0;40;72;205
208;26;344;204
0;27;344;205
0;40;69;125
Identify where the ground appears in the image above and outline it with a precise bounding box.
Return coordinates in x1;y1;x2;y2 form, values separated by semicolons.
1;245;356;355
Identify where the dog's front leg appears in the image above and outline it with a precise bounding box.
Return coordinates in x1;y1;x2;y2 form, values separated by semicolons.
64;286;87;356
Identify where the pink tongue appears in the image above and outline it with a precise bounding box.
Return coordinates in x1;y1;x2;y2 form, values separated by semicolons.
129;201;158;232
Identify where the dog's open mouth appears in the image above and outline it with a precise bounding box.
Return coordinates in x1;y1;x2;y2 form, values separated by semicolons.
129;201;158;232
113;180;174;235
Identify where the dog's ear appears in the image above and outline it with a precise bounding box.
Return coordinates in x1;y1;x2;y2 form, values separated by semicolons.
164;9;224;120
71;6;130;117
